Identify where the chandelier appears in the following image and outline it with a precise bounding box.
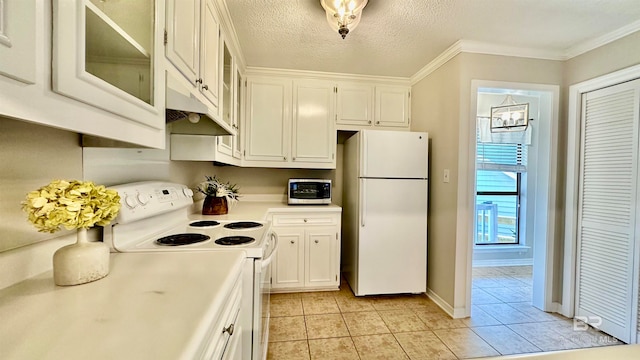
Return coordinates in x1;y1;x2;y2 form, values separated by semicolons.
320;0;369;39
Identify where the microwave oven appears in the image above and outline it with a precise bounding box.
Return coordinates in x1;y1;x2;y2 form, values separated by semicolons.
288;179;332;205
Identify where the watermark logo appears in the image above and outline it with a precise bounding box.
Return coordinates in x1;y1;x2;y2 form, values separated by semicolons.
573;316;602;331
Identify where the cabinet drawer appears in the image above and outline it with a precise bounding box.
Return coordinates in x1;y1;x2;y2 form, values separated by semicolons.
272;214;337;227
202;274;243;359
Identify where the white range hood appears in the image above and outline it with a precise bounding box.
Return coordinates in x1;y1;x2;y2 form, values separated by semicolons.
165;73;234;136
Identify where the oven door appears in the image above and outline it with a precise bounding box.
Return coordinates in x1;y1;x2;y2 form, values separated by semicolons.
256;232;277;360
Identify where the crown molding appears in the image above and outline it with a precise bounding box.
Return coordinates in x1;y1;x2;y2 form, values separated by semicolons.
459;40;566;61
410;40;463;85
245;66;411;85
564;19;640;59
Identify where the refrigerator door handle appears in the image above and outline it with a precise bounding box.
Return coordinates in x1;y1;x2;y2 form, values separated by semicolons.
362;132;368;177
360;179;366;227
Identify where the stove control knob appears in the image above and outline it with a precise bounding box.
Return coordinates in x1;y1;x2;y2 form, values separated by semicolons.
183;188;194;197
124;195;138;208
137;193;150;205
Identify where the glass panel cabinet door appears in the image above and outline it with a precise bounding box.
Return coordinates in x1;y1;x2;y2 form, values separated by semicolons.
53;0;164;130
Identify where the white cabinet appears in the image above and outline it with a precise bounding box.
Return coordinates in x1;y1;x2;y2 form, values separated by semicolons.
204;269;243;359
336;83;374;127
375;86;410;127
244;76;291;162
336;83;410;130
0;0;36;84
271;211;341;292
244;76;336;169
165;0;220;111
52;0;164;132
272;228;305;289
292;80;336;164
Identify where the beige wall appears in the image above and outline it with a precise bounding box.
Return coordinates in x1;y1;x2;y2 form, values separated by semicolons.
0;118;83;252
215;144;343;206
412;53;564;308
411;57;461;304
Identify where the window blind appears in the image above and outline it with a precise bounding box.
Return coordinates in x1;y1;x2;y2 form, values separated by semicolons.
476;119;527;172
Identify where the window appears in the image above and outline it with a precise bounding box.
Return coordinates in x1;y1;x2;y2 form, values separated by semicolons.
475;120;527;245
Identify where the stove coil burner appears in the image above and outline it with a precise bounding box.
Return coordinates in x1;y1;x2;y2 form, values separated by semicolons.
223;221;263;229
156;233;210;246
215;236;256;246
189;220;220;227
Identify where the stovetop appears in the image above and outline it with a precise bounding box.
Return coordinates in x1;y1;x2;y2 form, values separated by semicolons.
104;182;271;258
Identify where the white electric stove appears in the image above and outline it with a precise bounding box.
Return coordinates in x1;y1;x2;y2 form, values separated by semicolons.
103;181;276;360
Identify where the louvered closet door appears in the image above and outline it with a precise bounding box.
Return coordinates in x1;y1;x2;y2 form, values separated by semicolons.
576;79;640;343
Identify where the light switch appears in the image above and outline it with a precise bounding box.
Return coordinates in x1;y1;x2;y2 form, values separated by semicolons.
443;169;450;183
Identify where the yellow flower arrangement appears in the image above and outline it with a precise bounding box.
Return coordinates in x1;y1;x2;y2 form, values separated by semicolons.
22;180;121;233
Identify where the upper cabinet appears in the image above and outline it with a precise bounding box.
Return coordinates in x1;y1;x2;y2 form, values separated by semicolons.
52;0;164;131
165;0;219;113
336;83;410;131
336;83;374;127
292;80;336;165
375;86;410;128
243;76;336;169
0;0;36;84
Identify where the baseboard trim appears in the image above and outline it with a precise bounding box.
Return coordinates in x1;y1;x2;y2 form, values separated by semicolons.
426;288;467;319
472;258;533;267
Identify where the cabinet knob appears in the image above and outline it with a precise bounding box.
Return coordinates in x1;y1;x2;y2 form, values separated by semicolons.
376;121;380;125
314;239;319;244
223;323;235;336
284;156;287;161
368;121;372;124
195;78;203;84
292;157;296;161
290;240;295;244
202;84;209;90
303;219;307;223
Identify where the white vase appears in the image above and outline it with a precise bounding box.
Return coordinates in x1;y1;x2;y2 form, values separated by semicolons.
53;228;110;286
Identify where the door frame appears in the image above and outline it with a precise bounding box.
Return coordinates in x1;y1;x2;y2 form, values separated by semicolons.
465;80;560;315
563;64;640;337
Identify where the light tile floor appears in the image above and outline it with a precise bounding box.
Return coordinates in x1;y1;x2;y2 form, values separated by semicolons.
267;266;622;360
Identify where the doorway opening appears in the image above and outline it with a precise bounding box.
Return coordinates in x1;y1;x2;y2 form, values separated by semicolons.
467;81;558;317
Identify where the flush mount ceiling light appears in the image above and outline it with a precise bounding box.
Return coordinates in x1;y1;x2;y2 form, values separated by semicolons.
320;0;368;39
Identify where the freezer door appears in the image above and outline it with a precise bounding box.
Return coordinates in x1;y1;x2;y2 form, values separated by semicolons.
361;130;428;179
357;178;427;295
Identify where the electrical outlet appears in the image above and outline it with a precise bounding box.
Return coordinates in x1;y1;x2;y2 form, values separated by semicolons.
443;169;450;183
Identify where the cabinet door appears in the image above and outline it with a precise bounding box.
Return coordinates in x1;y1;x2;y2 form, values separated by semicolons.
375;86;410;127
292;80;336;164
305;228;338;288
336;83;373;126
272;228;304;289
166;0;199;86
200;0;220;108
0;0;35;84
245;77;291;162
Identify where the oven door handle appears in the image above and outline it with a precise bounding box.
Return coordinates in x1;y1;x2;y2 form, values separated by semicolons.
261;232;278;270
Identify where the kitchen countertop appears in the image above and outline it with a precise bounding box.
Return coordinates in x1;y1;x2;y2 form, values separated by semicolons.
190;199;342;221
0;251;245;360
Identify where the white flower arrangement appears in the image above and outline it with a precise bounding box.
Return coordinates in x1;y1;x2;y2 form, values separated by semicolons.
22;180;121;233
197;175;240;204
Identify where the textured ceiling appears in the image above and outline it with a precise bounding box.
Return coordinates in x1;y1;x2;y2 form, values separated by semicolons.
225;0;640;77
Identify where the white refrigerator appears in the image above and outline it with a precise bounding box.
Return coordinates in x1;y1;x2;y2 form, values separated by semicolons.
342;130;428;296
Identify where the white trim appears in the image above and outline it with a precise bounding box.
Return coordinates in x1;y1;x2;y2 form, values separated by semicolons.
562;63;640;319
459;40;566;61
246;66;410;86
565;19;640;59
472;258;533;267
473;245;531;253
410;40;463;85
426;288;467;319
